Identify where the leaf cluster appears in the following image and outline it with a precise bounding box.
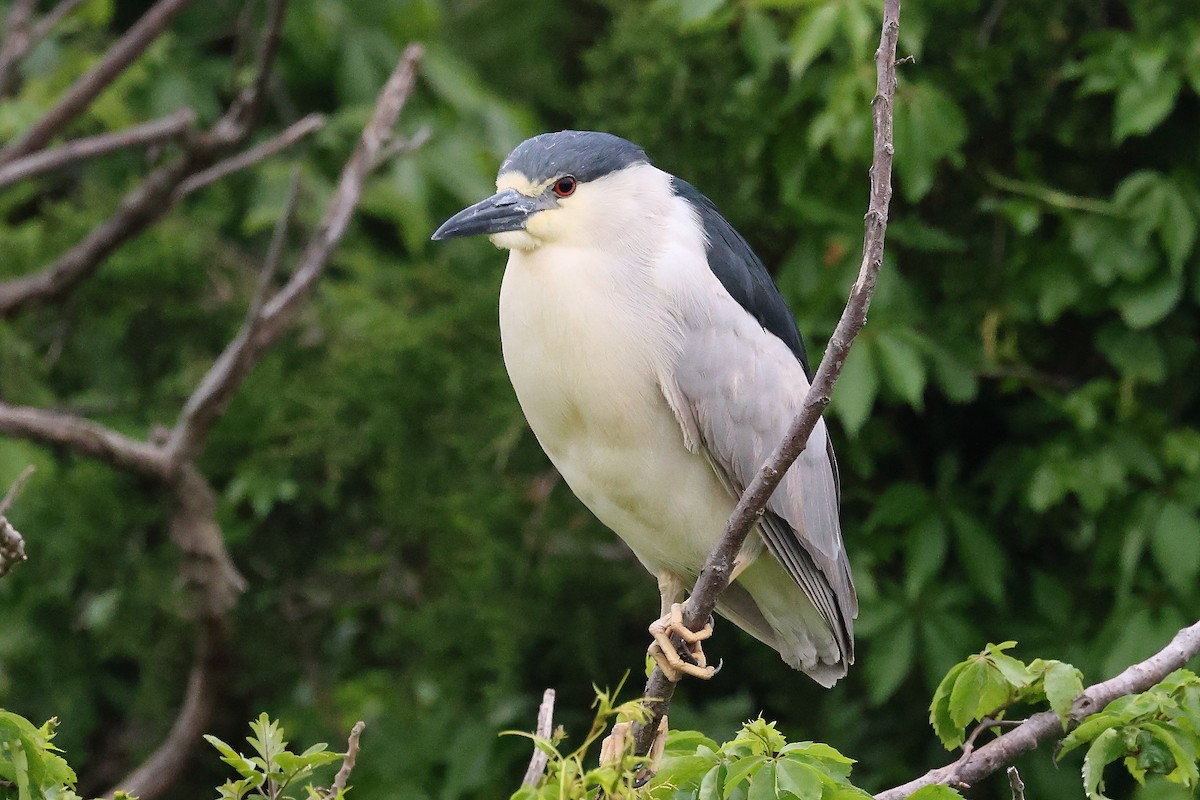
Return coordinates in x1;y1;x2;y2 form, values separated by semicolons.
1057;669;1200;800
508;679;654;800
644;717;873;800
205;714;345;800
929;641;1083;749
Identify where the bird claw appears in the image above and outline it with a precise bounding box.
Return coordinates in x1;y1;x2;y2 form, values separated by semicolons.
648;603;716;682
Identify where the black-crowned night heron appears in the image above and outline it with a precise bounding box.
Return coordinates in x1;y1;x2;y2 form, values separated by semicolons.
433;130;856;687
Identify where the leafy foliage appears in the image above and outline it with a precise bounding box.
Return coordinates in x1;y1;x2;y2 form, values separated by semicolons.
1057;670;1200;800
0;709;132;800
929;642;1083;749
507;680;653;800
205;714;345;800
1;0;1199;798
645;718;875;800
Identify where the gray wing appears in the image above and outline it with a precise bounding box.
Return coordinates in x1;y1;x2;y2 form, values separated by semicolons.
665;304;857;664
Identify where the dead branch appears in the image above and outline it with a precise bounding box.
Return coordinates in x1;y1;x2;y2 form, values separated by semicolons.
1006;767;1025;800
633;0;902;755
161;43;424;467
522;688;557;787
174;112;326;200
0;0;37;97
0;402;169;477
0;0;292;319
326;721;366;799
28;0;89;50
0;0;197;164
874;618;1200;799
0;464;36;516
103;620;227;800
0;108;197;190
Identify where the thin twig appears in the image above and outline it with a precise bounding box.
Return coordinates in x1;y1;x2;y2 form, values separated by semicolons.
28;0;90;48
874;618;1200;799
0;465;36;517
0;0;37;97
0;0;292;318
633;0;903;756
1007;766;1025;800
0;0;197;164
0;108;197;190
522;689;557;786
165;167;303;466
174;112;325;199
327;721;366;799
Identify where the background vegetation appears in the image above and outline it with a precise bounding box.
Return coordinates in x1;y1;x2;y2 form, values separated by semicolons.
1;0;1199;798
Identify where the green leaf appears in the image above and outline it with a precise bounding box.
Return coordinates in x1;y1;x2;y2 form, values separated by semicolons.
930;662;969;748
1043;661;1085;724
775;758;822;800
787;4;840;80
1141;722;1200;786
723;755;767;797
1114;71;1182;142
865;618;915;705
947;510;1006;604
700;764;724;800
875;332;927;409
746;762;776;800
1150;501;1200;593
904;516;948;597
893;82;967;201
949;658;1011;729
830;339;878;435
908;787;964;799
1114;272;1183;329
1083;727;1128;800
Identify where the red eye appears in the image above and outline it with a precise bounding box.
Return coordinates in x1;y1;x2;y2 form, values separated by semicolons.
552;176;577;197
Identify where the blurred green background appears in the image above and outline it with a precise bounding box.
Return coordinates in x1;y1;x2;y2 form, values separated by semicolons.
1;0;1199;797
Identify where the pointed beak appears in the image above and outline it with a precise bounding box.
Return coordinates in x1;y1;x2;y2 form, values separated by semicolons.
431;188;547;241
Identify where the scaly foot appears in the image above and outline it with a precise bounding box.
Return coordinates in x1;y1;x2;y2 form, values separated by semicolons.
648;603;716;682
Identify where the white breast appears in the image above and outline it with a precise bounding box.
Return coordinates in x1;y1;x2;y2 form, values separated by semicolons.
498;239;735;575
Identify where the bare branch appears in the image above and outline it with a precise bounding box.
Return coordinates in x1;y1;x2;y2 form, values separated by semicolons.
633;0;902;755
327;721;366;799
256;44;424;335
103;620;226;800
0;108;197;190
522;688;556;786
174;112;325;200
0;0;37;97
0;464;36;517
0;0;293;318
28;0;89;49
0;402;168;477
165;168;303;466
0;0;197;164
874;619;1200;799
1006;767;1025;800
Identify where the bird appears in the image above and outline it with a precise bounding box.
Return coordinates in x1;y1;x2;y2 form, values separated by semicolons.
432;130;856;687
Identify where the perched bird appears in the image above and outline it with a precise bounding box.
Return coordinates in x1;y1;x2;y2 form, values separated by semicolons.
433;131;856;686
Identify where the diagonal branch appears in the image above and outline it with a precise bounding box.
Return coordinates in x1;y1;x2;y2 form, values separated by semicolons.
103;619;228;800
28;0;90;50
633;0;902;756
0;0;37;97
174;112;325;200
161;42;425;468
0;108;197;190
874;619;1200;799
0;0;196;164
0;465;36;579
0;402;168;477
0;0;292;319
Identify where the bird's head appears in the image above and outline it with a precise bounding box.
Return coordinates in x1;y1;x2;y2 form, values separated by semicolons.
431;130;656;252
